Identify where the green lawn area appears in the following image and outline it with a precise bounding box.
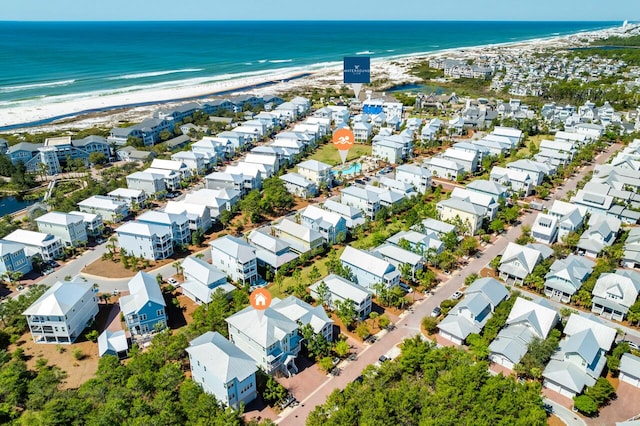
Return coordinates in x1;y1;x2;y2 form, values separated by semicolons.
267;246;346;299
308;143;372;167
516;134;549;157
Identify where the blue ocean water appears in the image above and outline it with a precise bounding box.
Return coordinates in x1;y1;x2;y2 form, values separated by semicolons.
0;21;617;110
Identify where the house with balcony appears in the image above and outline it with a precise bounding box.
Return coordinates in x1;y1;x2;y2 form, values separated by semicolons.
544;255;595;303
120;271;167;337
372;138;404;164
126;171;166;196
171;151;207;175
0;241;32;276
272;296;334;342
164;201;212;234
137;211;191;248
143;167;182;192
108;188;147;210
78;195;129;223
187;331;258;409
226;304;301;375
116;221;174;260
180;256;236;304
591;269;640;321
3;229;63;261
247;228;298;274
297;160;332;186
184;188;240;221
490;166;533;196
108;118;172;146
441;148;479;173
321;199;365;229
23;278;99;344
300;205;347;245
69;211;104;238
205;172;245;194
450;187;498;221
466;179;509;200
340;246;400;292
506;159;555;186
436;197;484;236
309;274;372;320
210;236;258;285
279;173;317;198
498;242;543;285
36;211;87;248
424;157;465;181
438;278;509;345
340;186;380;219
371;244;423;278
452;142;490;162
547;200;585;241
386;230;444;256
531;213;558;245
577;213;621;258
395;164;432;194
489;297;559;370
543;313;616;398
274;218;323;255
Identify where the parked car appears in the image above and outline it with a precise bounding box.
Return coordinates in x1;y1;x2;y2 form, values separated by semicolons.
431;306;442;317
398;282;411;292
378;355;389;363
167;277;179;285
451;291;463;300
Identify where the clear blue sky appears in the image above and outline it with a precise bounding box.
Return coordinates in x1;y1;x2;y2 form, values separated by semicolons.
2;0;637;21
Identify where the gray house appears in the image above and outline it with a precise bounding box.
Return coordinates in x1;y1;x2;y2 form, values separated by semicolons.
437;278;508;345
544;255;595;303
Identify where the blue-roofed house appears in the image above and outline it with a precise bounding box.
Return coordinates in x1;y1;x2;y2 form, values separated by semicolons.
340;246;400;292
498;242;543;285
180;256;236;305
120;271;167;337
544;255;595;303
98;330;129;358
437;277;509;345
309;274;373;320
543;313;616;398
187;331;258;409
489;297;559;370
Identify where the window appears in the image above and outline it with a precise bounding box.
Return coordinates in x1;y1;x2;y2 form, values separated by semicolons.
139;314;147;321
156;309;165;317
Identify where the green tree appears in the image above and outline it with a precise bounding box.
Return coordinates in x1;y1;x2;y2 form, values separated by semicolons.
378;314;390;329
573;395;598;416
422;316;438;335
585;377;616;407
355;322;370;340
262;374;288;406
319;356;334;372
88;152;108;165
489;218;505;234
335;299;357;330
333;339;350;358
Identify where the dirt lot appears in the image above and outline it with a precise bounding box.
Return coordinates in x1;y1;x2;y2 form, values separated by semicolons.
8;302;116;390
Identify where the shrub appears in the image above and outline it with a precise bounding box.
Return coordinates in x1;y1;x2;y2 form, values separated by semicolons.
421;316;438;335
72;348;84;360
356;322;370;340
85;330;99;343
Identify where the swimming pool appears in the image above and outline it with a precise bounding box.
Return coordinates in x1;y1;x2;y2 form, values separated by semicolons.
331;162;362;176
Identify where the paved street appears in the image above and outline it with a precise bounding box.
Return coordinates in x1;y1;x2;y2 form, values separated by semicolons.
276;143;622;425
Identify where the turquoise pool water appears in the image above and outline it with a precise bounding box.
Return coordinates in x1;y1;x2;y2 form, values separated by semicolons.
331;162;362;176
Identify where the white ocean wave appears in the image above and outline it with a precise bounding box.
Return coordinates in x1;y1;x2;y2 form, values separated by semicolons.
268;59;293;63
356;50;375;55
108;68;204;80
0;79;76;93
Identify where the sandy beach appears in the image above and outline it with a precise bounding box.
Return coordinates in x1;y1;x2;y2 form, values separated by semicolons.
0;24;626;134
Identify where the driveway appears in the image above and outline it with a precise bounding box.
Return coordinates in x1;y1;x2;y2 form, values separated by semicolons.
276;143;622;425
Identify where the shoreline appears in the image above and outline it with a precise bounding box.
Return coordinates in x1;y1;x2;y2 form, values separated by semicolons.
0;23;627;133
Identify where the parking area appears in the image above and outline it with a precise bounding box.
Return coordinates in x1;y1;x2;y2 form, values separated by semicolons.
590;381;640;426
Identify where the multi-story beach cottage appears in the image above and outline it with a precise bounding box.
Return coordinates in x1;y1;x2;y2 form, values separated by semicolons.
591;269;640;321
544;255;594;303
36;211;88;248
23;278;99;344
87;209;118;240
3;229;64;261
126;171;167;196
300;205;347;245
78;195;129;223
187;331;258;409
424;157;465;181
394;164;432;194
209;235;258;285
226;304;301;375
435;197;484;236
279;173;317;198
340;245;400;292
488;297;559;370
309;274;373;320
297;160;332;186
107;118;173;146
120;271;167;336
137;210;191;248
107;188;147;210
180;256;236;304
0;241;32;276
489;166;533;196
498;242;544;285
164;200;212;234
247;228;298;274
542;313;616;398
273;218;323;255
272;296;334;342
116;221;174;260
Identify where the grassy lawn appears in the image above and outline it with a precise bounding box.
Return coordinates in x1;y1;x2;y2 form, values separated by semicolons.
267;246;346;299
516;134;549;157
308;143;372;167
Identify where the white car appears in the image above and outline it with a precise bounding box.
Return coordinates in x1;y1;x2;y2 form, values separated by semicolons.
451;291;463;300
167;278;179;285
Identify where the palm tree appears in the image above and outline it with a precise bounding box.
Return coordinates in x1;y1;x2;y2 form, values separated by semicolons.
172;261;183;278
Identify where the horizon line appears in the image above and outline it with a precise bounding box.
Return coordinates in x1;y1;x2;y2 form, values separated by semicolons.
0;19;632;23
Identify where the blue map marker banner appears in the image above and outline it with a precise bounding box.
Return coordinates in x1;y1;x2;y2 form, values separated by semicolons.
343;57;371;84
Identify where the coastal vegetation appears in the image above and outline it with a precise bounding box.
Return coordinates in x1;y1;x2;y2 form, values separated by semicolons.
306;337;547;426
